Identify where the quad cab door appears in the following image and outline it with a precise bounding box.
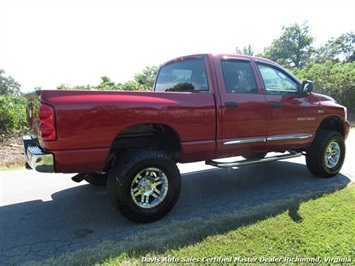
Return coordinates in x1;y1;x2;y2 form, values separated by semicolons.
256;62;318;150
214;57;268;157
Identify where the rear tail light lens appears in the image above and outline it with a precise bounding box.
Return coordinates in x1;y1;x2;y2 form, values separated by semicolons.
39;103;56;141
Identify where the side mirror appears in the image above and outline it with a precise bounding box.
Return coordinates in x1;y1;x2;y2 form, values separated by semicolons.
301;80;314;93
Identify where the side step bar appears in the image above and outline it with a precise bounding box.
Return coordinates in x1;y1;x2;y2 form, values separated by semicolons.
206;152;302;168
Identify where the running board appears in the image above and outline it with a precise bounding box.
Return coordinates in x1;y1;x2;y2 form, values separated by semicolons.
206;152;302;168
71;173;88;183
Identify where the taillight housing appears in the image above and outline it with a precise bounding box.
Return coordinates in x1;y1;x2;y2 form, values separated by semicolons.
39;103;56;141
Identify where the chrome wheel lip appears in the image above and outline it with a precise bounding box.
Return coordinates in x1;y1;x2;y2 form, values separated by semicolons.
324;141;341;169
130;167;169;209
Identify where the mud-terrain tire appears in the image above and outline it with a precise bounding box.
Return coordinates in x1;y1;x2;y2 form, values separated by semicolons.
107;149;181;223
306;130;345;178
84;173;108;186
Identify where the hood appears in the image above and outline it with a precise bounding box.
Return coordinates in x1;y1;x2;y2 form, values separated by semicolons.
313;92;336;102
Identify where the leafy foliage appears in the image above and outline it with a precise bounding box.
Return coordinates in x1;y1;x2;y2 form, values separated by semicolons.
315;32;355;64
0;95;27;134
235;44;255;56
57;66;158;92
295;61;355;111
134;66;158;90
0;69;21;96
0;70;27;134
262;22;315;69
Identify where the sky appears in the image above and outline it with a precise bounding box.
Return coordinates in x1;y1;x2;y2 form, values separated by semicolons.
0;0;354;92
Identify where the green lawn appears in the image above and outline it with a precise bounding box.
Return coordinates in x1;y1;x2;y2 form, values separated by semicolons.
40;185;354;266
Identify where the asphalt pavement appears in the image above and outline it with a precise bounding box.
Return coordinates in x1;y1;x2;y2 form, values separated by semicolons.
1;131;354;265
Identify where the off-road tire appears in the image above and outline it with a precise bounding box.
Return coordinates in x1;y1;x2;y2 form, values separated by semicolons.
306;130;345;178
107;149;181;223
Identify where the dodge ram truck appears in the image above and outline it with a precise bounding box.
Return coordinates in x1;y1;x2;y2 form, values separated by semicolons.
23;53;350;223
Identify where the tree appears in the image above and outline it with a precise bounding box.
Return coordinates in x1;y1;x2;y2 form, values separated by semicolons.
0;69;21;96
235;44;255;56
55;66;158;92
0;95;27;134
57;83;94;90
335;32;355;62
119;80;144;91
315;32;355;63
262;22;315;69
57;84;70;90
134;66;158;90
96;76;118;90
295;60;355;112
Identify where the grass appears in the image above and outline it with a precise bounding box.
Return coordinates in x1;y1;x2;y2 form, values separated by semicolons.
33;185;354;266
0;159;25;171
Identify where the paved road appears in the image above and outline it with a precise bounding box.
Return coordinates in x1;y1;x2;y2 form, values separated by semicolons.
1;131;354;265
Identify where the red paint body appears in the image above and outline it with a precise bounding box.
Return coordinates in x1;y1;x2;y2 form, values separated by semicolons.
26;54;350;173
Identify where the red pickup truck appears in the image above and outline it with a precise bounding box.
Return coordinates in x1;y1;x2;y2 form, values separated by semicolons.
23;53;350;223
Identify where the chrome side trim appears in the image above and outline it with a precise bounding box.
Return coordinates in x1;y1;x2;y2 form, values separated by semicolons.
223;133;313;146
224;137;266;145
266;133;313;142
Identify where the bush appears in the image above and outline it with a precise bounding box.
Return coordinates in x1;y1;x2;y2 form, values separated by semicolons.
295;61;355;112
0;95;28;134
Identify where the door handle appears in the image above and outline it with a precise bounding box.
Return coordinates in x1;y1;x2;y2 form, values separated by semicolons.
270;102;282;108
225;102;239;108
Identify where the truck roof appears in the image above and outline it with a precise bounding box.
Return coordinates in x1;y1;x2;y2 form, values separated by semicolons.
160;53;299;83
162;53;279;66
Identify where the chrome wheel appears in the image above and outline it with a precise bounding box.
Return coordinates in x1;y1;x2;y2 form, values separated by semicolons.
324;141;341;168
306;130;345;178
130;167;169;209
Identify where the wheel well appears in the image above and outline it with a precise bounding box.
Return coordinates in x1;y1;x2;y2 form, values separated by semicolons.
105;124;181;169
318;116;344;136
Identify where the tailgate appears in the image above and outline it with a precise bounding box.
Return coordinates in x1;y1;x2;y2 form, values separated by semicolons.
23;90;55;172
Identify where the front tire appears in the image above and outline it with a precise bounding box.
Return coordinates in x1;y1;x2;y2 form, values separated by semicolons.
107;150;181;223
306;130;345;177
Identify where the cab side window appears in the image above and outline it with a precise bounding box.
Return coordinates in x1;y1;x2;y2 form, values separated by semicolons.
155;59;209;92
257;64;298;94
221;60;258;93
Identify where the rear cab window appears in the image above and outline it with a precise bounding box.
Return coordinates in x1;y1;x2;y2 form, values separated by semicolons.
221;59;258;94
155;58;209;92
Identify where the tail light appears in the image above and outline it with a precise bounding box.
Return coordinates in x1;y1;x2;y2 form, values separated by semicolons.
39;103;56;141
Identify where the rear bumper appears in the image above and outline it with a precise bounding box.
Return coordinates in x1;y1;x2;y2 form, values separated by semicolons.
23;136;54;173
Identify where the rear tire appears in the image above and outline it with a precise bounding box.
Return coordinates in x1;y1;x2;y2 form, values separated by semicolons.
306;130;345;177
107;149;181;223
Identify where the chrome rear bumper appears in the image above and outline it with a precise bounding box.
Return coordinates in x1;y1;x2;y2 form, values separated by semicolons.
23;136;54;173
